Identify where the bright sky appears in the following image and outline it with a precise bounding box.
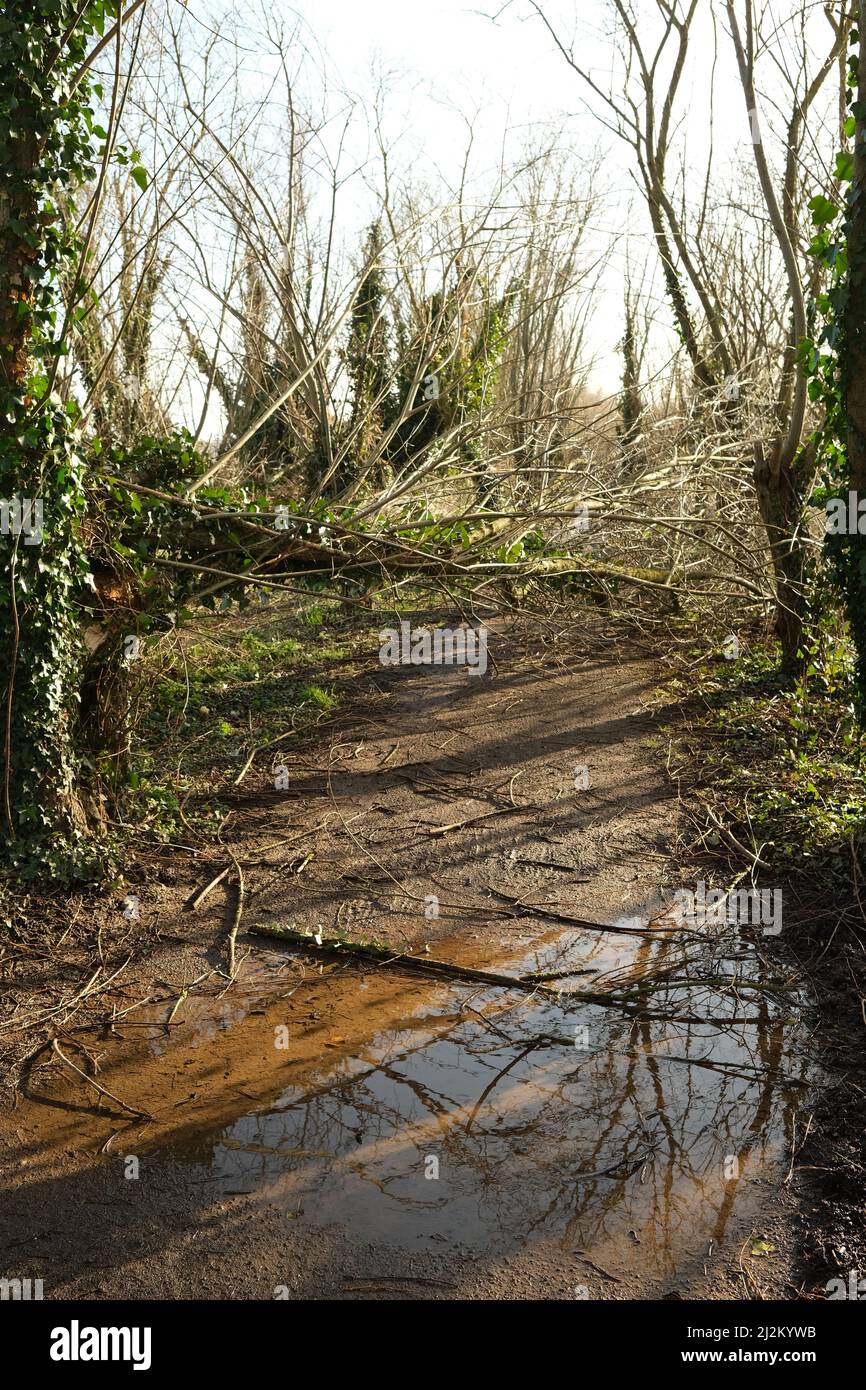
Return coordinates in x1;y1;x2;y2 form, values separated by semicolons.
158;0;842;412
279;0;644;390
278;0;785;392
292;0;591;120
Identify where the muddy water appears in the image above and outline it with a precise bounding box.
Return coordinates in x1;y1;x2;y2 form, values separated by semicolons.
16;911;808;1288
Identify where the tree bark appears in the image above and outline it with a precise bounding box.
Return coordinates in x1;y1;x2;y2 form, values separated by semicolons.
752;440;809;665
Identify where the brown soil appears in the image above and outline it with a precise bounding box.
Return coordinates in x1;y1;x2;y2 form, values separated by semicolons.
0;617;812;1300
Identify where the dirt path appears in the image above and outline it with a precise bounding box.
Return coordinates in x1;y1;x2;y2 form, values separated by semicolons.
0;619;808;1300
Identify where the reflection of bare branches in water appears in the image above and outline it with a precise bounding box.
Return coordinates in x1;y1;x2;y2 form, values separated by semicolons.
183;920;807;1276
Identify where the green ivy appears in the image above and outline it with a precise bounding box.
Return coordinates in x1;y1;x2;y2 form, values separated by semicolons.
802;27;866;712
0;3;118;879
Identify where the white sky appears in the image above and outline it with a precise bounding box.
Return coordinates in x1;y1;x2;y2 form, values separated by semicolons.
278;0;782;392
252;1;635;391
145;1;842;419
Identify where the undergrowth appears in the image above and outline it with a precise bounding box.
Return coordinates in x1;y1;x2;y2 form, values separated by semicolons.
122;597;376;843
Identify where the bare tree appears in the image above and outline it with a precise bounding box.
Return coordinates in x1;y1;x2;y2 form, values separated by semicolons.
527;0;852;663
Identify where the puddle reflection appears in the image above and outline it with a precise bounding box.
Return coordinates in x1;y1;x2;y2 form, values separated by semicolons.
162;923;806;1275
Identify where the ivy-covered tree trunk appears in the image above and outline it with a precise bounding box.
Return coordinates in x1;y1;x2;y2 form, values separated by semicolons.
842;7;866;697
0;4;105;878
849;11;866;525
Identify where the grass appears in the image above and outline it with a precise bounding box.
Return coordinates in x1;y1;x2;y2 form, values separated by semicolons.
122;596;379;840
668;623;866;876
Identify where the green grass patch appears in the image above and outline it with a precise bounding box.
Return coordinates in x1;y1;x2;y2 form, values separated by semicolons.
122;598;380;840
671;632;866;872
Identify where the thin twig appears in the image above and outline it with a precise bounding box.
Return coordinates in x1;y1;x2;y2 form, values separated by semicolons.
50;1039;153;1120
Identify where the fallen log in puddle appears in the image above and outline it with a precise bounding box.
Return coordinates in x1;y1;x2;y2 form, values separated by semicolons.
249;920;676;1003
249;921;563;996
249;923;799;1026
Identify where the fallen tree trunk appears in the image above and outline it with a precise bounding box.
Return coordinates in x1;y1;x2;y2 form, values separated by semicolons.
249;921;561;995
247;921;757;1012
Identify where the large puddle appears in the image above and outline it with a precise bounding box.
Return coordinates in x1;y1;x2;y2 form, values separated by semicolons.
15;907;809;1288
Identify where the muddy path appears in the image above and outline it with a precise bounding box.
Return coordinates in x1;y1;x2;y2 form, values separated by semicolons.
1;619;810;1300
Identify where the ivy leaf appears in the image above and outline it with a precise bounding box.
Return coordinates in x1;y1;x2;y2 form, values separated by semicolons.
130;165;148;192
808;194;839;227
835;151;854;183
